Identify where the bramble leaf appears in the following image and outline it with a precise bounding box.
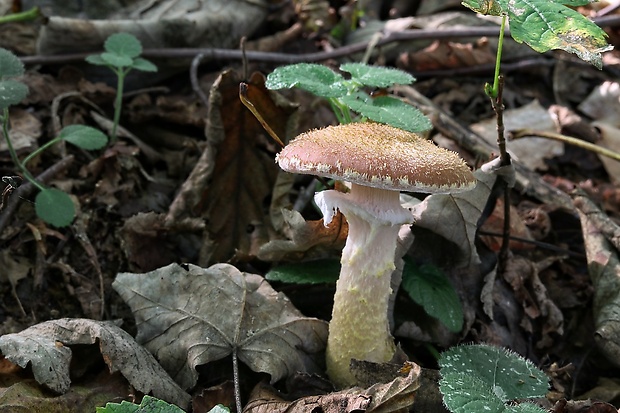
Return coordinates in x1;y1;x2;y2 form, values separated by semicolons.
96;395;186;413
0;79;28;109
340;63;415;88
59;125;108;150
467;0;613;69
266;63;348;98
105;33;142;58
35;188;75;227
85;55;107;66
101;52;133;68
0;48;25;78
340;93;432;132
401;262;463;332
439;344;549;403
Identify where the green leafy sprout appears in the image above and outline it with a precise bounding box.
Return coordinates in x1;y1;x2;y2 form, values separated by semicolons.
86;33;158;142
439;344;550;413
265;62;432;133
0;48;108;227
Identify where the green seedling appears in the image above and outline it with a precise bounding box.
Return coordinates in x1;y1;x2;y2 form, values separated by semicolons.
265;62;431;132
86;33;157;142
0;48;108;227
439;344;549;413
97;395;220;413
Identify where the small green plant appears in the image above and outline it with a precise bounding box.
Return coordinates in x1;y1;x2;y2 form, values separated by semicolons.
86;33;157;142
0;48;108;227
97;395;228;413
439;344;549;413
265;62;431;132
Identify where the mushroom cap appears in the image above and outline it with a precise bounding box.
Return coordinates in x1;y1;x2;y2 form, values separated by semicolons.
276;122;476;193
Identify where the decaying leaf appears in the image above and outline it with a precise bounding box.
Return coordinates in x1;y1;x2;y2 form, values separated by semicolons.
0;318;191;409
258;208;348;261
166;70;297;264
113;263;328;390
243;361;420;413
575;192;620;368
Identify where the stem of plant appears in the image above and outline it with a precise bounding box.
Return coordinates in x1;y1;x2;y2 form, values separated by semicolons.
485;14;507;98
1;109;46;192
111;68;128;142
0;6;40;24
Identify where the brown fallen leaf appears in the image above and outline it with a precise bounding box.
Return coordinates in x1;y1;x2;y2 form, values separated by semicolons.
166;70;297;265
243;361;421;413
0;318;190;409
398;39;495;72
258;208;348;262
113;263;328;390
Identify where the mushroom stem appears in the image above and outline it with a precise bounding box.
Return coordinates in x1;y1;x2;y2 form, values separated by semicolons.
315;183;413;388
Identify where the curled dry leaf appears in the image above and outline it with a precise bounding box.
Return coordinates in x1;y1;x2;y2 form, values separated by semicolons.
574;192;620;368
113;263;328;390
243;361;420;413
0;318;191;409
258;208;348;262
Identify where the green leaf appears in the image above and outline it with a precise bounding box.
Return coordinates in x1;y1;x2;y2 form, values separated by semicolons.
265;63;348;98
507;403;548;413
339;93;432;132
0;79;28;109
265;259;340;284
104;33;143;58
497;0;612;69
35;188;75;227
0;48;25;78
131;57;158;72
401;262;463;332
59;124;108;150
439;344;549;402
340;63;415;88
85;54;108;66
461;0;503;15
101;52;133;68
439;372;506;413
96;395;186;412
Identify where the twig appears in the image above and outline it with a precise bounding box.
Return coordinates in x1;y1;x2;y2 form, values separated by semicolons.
511;129;620;162
0;155;74;233
190;54;210;110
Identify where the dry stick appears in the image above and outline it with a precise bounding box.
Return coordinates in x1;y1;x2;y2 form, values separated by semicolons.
489;76;512;275
0;155;74;232
511;129;620;162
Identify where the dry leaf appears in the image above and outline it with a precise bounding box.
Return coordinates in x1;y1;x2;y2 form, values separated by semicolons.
471;100;562;171
575;193;620;368
399;39;495;72
0;318;191;409
258;208;348;261
113;263;328;390
243;361;421;413
167;70;297;264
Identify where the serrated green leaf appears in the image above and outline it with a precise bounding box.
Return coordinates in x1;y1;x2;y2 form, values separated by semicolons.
104;33;142;58
85;54;108;66
265;259;340;284
497;0;612;69
340;93;432;132
265;63;348;98
440;372;506;413
0;79;28;109
96;395;185;412
59;124;108;150
131;57;158;72
401;262;463;332
507;402;548;413
0;48;25;78
207;405;230;413
461;0;503;15
439;344;549;401
35;188;75;227
101;52;133;68
340;63;415;88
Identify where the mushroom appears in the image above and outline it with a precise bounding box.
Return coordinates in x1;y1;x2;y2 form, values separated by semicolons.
276;122;476;388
